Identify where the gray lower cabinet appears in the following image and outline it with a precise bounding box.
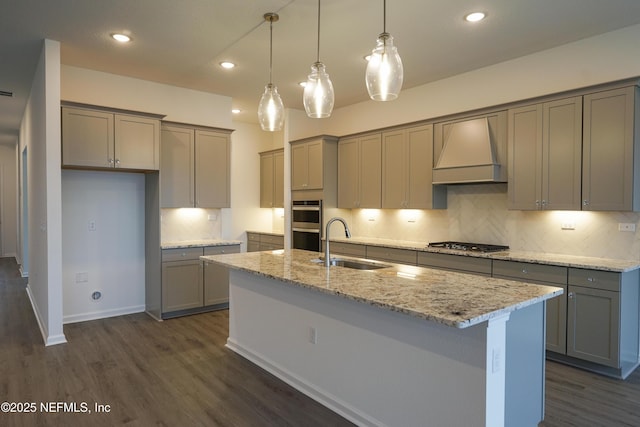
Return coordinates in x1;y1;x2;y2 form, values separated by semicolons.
366;246;417;265
565;268;639;375
161;248;204;313
418;252;492;276
246;232;284;252
329;241;367;258
161;244;240;317
493;260;568;354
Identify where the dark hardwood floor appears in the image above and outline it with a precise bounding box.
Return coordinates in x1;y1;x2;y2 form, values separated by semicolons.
1;256;640;426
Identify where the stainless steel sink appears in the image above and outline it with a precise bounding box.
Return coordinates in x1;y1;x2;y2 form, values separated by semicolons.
312;257;391;270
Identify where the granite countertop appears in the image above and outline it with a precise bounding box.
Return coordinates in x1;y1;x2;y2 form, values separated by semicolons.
328;236;640;272
161;239;242;249
202;249;563;329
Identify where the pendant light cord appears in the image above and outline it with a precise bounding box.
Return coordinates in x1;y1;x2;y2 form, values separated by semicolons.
316;0;321;63
269;18;273;84
383;0;386;34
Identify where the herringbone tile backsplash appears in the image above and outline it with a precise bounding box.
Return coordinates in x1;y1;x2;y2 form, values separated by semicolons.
342;184;640;260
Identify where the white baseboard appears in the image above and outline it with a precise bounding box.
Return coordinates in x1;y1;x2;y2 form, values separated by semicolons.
226;338;380;427
25;284;67;346
63;305;145;324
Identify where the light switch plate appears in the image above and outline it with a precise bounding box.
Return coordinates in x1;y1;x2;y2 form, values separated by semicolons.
618;223;636;232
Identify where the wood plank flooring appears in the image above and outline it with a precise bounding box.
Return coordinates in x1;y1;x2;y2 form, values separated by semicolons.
1;256;640;426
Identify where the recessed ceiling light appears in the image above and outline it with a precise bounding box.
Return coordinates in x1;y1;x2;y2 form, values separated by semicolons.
111;33;131;43
231;108;241;114
220;61;236;69
464;12;486;22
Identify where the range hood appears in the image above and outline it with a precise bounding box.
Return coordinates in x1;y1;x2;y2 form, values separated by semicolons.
432;114;507;184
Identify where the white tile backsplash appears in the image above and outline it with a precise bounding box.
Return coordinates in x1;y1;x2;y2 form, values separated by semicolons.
161;208;222;242
344;184;640;260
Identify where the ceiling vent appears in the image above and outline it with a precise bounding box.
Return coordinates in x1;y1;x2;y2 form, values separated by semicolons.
0;90;14;97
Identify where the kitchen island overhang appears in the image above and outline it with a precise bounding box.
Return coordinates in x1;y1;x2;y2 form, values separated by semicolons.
202;249;563;427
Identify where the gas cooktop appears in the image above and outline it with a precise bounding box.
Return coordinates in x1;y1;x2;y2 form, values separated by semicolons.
427;241;509;253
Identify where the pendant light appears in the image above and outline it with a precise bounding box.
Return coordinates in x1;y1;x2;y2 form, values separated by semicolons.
303;0;334;118
365;0;403;101
258;13;285;132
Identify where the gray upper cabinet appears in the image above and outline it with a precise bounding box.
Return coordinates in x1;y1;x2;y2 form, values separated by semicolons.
290;136;338;202
508;97;582;210
338;133;382;209
582;86;640;211
62;106;160;171
160;124;232;208
382;124;446;209
260;148;284;208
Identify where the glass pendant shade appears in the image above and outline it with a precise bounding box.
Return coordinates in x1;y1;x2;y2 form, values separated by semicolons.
258;83;284;132
365;32;403;101
303;62;334;118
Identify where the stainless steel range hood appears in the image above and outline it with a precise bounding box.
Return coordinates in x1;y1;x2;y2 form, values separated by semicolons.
432;112;508;184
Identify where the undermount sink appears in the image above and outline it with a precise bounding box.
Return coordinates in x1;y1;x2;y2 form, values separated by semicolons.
311;257;391;270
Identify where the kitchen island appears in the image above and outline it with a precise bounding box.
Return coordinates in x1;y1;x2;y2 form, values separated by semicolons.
202;249;563;427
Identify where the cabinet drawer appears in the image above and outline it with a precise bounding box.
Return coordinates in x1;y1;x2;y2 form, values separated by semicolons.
162;247;204;262
204;245;240;256
261;234;284;246
331;241;366;258
261;243;283;251
247;233;260;243
568;268;620;292
493;260;567;284
247;242;260;252
366;246;417;265
418;252;492;275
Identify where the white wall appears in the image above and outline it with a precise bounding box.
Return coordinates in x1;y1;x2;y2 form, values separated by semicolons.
62;170;145;323
61;66;232;129
20;39;65;346
0;143;18;257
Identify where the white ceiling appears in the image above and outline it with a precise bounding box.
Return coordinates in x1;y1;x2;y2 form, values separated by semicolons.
2;0;640;144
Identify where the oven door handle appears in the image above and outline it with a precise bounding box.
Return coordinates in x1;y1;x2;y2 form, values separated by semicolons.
292;207;321;211
292;228;321;233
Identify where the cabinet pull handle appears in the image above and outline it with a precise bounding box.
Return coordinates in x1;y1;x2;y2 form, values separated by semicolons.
535;200;540;207
583;200;589;206
108;158;114;165
568;292;574;298
587;277;595;282
522;269;528;274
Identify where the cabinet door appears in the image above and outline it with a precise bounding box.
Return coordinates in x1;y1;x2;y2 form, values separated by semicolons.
306;140;324;190
508;104;542;210
273;150;285;208
338;137;360;208
583;87;637;211
407;124;440;209
359;134;382;208
62;107;114;168
291;143;309;190
114;114;160;170
260;152;275;208
545;285;568;354
542;97;582;210
160;125;194;208
161;260;203;312
195;130;230;208
204;245;240;306
567;285;620;368
382;130;406;208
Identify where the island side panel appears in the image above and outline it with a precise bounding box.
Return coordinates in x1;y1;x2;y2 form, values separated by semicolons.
227;269;506;427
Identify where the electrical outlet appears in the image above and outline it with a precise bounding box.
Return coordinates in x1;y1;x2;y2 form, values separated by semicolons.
308;327;317;344
208;213;217;221
618;223;636;232
561;222;576;230
88;220;96;231
75;272;88;283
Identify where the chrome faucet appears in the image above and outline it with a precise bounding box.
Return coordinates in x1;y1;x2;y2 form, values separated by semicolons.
324;217;351;267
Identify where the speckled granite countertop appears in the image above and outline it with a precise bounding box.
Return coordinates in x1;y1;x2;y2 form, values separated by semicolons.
161;239;242;249
328;237;640;272
202;249;563;329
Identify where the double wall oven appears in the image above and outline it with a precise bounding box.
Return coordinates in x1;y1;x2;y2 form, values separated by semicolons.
292;200;322;252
